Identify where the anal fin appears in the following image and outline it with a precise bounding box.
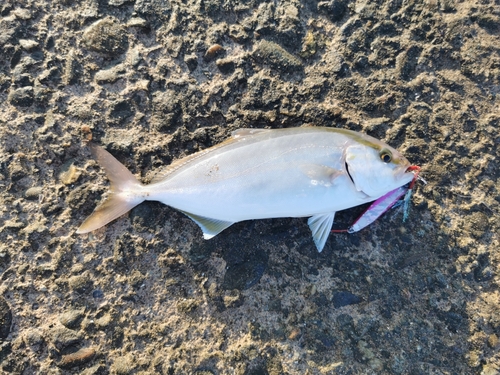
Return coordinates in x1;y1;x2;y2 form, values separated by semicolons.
307;213;336;252
180;211;235;239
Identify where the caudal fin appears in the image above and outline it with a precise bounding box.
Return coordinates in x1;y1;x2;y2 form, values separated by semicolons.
76;144;145;234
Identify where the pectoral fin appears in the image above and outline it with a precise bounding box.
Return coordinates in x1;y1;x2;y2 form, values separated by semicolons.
181;211;234;239
307;213;336;252
299;164;342;187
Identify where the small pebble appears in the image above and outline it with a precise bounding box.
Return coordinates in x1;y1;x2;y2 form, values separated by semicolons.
82;17;128;56
59;162;80;185
19;39;38;51
59;309;85;329
111;355;135;374
95;314;112;329
108;0;127;6
92;290;104;299
68;274;93;293
51;326;82;350
481;363;500;375
58;347;96;369
13;8;32;19
18;264;29;274
25;186;43;200
127;17;148;28
288;328;301;340
81;125;93;141
94;64;125;84
204;44;225;61
488;334;498;348
127;48;142;66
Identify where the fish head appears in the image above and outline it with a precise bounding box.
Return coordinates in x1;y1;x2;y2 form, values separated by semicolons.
344;139;414;198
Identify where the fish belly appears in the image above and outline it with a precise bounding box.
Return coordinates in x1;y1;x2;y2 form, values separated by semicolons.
147;132;372;221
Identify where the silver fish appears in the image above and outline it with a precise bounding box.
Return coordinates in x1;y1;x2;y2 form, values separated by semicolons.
77;127;416;251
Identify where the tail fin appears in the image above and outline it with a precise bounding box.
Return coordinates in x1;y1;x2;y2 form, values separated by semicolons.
76;144;145;234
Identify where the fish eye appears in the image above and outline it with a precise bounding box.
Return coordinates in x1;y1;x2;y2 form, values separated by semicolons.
379;149;392;163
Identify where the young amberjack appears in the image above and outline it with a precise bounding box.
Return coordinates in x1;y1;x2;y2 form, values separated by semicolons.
77;127;415;251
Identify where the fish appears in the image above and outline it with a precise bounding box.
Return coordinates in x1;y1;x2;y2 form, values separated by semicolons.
77;127;417;252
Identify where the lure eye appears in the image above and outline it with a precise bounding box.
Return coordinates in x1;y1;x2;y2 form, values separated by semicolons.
379;149;392;163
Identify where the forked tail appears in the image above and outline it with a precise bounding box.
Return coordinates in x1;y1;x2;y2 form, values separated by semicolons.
76;144;145;234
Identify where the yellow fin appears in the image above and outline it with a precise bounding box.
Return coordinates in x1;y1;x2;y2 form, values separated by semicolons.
77;144;144;234
180;211;234;239
88;144;140;192
77;193;141;233
307;213;336;252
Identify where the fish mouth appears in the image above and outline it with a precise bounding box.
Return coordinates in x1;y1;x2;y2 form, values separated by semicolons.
390;164;419;189
405;165;421;189
406;165;420;173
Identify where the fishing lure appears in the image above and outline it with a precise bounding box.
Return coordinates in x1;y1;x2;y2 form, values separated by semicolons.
331;166;423;234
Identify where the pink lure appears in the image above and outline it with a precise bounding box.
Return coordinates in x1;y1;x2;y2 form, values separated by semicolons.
332;166;422;234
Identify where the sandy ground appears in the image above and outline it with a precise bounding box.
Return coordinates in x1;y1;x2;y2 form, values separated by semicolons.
0;0;499;374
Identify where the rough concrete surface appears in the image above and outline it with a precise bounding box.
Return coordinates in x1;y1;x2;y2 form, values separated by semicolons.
0;0;499;374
